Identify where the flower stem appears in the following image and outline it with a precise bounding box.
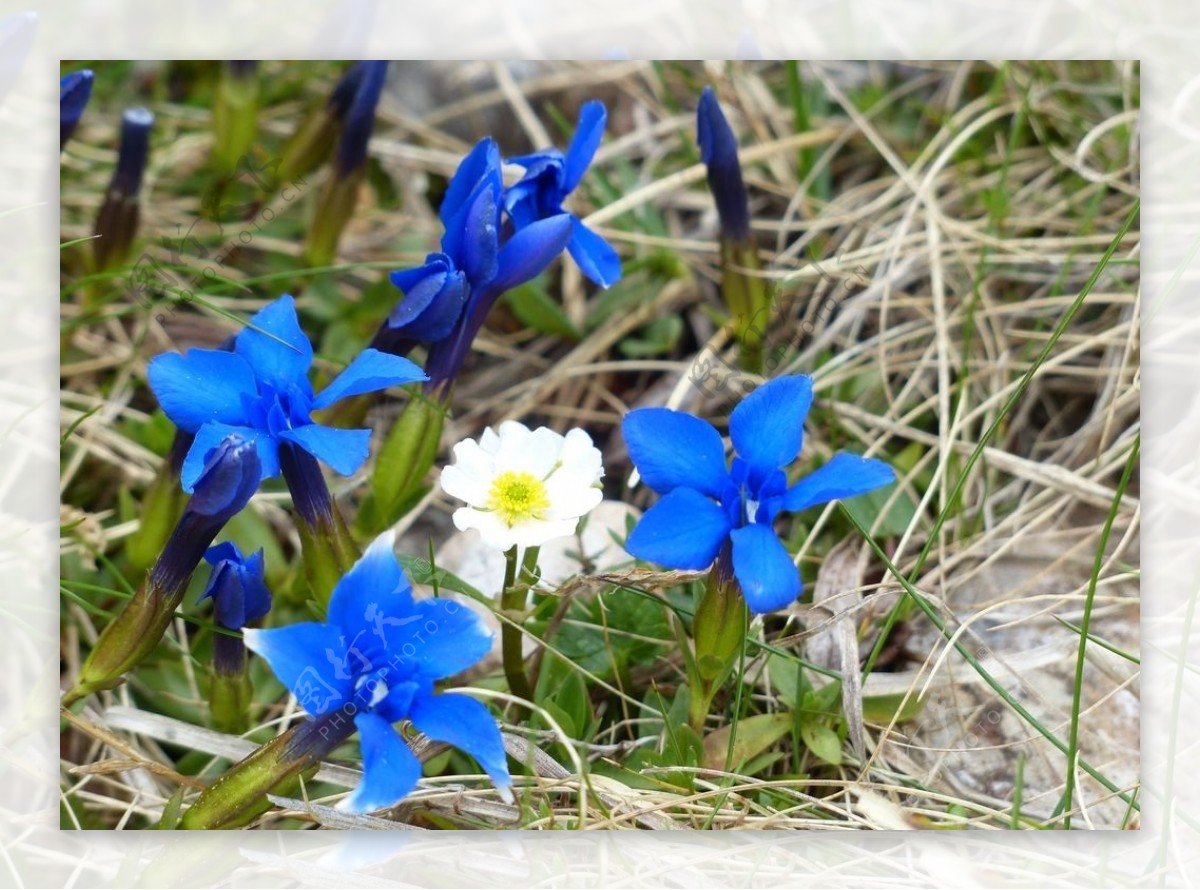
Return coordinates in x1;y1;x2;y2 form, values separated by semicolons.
279;442;360;612
209;632;252;735
499;546;539;715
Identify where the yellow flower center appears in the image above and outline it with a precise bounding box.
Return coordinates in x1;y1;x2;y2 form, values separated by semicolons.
486;470;550;526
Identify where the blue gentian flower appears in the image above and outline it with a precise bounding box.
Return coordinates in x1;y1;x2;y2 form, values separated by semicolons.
60;69;94;149
200;541;272;631
697;86;750;242
244;531;512;813
334;60;388;175
372;138;573;389
148;294;427;492
622;375;896;613
503;100;622;288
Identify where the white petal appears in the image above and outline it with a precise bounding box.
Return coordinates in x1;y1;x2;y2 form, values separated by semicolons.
544;473;603;520
441;438;496;505
496;424;562;478
479;425;503;455
441;467;489;508
507;517;578;548
452;507;518;551
558;428;604;483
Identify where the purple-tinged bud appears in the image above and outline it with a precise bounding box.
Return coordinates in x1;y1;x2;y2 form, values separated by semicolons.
697;86;750;242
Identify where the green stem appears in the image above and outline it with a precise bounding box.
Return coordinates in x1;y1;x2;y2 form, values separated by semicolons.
499;546;538;714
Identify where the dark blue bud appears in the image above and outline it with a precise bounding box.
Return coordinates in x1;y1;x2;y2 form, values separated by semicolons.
336;60;388;175
200;541;272;631
149;435;261;596
188;435;261;523
697;86;750;242
60;69;94;149
113;107;155;198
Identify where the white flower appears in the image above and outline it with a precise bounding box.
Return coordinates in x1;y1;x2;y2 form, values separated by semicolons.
440;421;604;551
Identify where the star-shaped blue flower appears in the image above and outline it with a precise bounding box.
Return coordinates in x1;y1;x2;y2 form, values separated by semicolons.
200;541;272;631
244;531;512;813
148;294;427;492
622;375;896;613
503;100;621;288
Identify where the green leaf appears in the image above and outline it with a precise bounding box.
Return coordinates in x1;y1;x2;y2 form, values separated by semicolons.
862;692;925;724
397;554;488;606
505;283;580;340
702;711;793;771
800;719;843;766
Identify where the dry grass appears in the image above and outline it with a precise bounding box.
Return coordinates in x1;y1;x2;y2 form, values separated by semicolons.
60;60;1139;830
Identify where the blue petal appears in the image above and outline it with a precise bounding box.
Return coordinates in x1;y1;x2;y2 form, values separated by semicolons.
198;558;243;627
562;100;607;194
241;555;272;624
440;138;501;231
385;598;494;682
328;531;415;652
186;435;262;519
344;712;422;813
729;375;813;484
386;258;468;342
181;421;279;492
625;488;732;570
373;678;425;724
490;213;573;294
567;219;622;288
409;692;511;798
234;295;313;391
147;349;257;433
204;540;244;568
199;542;268;629
278;424;371;477
451;181;500;288
243;622;353;716
622;408;729;497
730;523;802;614
312;349;428;410
780;452;896;514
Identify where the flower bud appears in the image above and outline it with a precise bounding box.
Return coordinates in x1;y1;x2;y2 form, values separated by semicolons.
62;435;261;707
60;69;94;150
697;86;750;243
92;107;155;273
200;542;272;733
304;61;388;266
